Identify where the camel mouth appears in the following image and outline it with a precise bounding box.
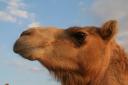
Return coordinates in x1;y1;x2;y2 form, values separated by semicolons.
14;49;36;61
21;54;36;61
13;41;29;53
13;42;37;61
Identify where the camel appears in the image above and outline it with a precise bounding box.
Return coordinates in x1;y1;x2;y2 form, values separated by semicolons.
13;20;128;85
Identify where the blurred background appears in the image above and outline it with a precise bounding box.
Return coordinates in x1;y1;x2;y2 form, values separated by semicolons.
0;0;128;85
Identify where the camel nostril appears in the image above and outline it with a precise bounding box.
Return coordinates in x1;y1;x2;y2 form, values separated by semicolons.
20;30;33;36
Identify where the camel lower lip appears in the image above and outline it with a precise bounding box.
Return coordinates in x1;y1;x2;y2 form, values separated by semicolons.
19;53;36;61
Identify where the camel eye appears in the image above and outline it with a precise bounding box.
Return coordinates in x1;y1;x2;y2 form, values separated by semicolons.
73;32;87;44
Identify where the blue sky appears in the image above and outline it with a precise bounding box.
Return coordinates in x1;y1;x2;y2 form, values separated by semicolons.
0;0;128;85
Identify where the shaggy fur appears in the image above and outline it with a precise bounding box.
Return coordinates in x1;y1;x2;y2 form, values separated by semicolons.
13;20;128;85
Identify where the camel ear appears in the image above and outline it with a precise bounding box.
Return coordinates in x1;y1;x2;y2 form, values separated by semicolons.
99;20;118;41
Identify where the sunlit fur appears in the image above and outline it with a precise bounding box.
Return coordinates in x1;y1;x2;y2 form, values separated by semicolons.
14;20;128;85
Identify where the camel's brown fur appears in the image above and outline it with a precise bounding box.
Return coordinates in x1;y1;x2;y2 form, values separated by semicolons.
13;20;128;85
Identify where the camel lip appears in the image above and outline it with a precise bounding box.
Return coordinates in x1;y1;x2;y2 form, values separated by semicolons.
13;41;22;53
23;55;36;61
13;43;37;61
17;51;36;61
13;44;26;54
13;46;21;54
13;47;34;60
13;46;22;53
13;41;32;54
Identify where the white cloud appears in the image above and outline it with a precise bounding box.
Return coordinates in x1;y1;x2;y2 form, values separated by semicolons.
0;0;33;22
88;0;128;50
89;0;128;29
28;21;41;28
90;0;128;20
78;1;85;6
0;11;16;22
78;1;87;12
